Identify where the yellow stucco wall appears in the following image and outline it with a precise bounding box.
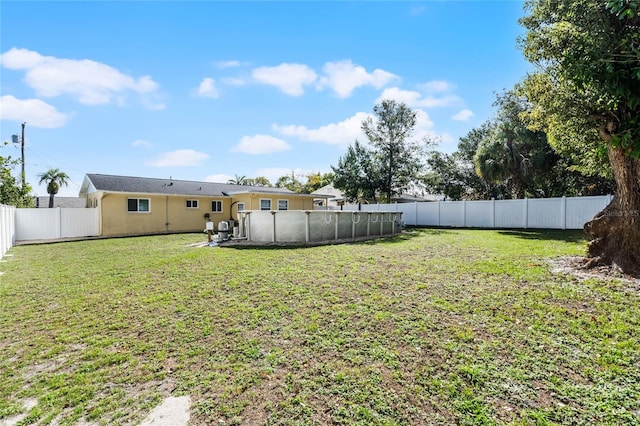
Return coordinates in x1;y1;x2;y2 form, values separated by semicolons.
97;192;315;236
232;193;313;213
99;193;227;236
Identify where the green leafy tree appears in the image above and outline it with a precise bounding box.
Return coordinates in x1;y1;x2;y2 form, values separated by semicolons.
425;91;613;201
423;151;473;201
473;91;554;199
275;171;304;193
250;176;272;187
37;168;69;208
332;140;383;203
0;142;33;207
362;100;426;203
424;121;507;201
520;0;640;275
303;172;334;194
227;174;248;185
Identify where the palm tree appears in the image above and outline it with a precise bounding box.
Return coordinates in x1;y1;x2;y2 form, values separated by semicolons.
227;174;248;185
38;168;70;208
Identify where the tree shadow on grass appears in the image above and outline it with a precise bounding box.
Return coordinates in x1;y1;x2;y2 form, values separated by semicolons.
497;229;588;244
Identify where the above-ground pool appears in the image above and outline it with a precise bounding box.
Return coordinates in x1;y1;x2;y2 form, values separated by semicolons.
234;210;402;244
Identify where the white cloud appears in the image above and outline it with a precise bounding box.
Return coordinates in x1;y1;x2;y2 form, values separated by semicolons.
232;134;291;155
215;60;243;69
0;47;162;107
415;109;435;130
273;112;371;146
132;139;153;148
0;95;69;128
452;109;475;121
0;48;43;68
221;77;245;86
196;77;219;98
145;149;210;167
205;174;233;183
318;60;397;98
252;63;317;96
376;87;459;108
410;5;427;15
412;108;454;145
141;97;166;110
420;80;455;93
413;109;437;141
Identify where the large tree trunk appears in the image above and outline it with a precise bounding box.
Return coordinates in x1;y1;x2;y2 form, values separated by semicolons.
583;146;640;277
48;193;55;208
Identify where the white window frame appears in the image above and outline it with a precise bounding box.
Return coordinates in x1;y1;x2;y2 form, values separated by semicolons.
237;202;245;212
260;199;272;211
127;198;150;213
186;199;199;209
211;200;223;212
277;199;289;210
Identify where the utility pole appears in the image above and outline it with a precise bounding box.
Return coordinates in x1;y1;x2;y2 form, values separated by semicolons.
21;122;26;191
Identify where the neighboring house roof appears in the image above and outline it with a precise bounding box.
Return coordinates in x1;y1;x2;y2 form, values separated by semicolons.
35;197;87;208
80;174;318;198
310;184;340;200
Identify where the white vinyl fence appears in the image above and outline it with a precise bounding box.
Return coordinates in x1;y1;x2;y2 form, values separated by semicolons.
328;195;612;230
1;204;16;260
15;208;100;241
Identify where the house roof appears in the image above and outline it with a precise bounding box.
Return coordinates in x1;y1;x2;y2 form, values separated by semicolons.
82;174;320;198
35;197;87;208
310;184;340;199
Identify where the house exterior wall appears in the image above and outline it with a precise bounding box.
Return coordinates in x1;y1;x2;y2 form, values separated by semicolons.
232;193;314;213
97;192;314;236
99;193;228;236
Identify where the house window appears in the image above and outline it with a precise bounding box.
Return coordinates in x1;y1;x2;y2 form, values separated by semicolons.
260;199;272;211
186;199;199;209
211;201;223;212
127;198;150;212
237;202;245;212
278;199;289;210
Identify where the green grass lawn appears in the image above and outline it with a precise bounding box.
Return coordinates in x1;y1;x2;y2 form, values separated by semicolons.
1;229;639;425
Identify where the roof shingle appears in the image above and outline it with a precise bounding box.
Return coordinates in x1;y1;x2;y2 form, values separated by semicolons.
86;174;297;197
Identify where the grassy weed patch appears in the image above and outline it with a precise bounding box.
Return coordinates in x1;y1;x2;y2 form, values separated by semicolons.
1;230;639;424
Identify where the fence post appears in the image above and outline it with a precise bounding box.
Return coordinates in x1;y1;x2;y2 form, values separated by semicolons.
55;208;61;239
491;198;496;229
414;201;418;226
523;198;528;230
271;211;277;243
463;200;467;227
437;200;441;227
561;196;567;230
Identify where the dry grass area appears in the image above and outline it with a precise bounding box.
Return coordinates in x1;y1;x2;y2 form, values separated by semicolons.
1;229;639;425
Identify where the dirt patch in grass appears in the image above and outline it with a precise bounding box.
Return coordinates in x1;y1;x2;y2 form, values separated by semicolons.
550;255;640;289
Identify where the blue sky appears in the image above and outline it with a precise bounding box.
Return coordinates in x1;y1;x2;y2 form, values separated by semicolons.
1;1;531;197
